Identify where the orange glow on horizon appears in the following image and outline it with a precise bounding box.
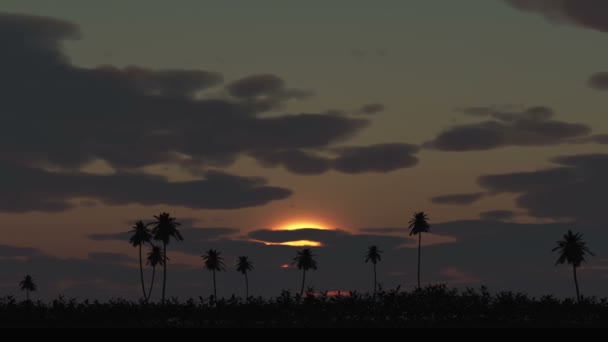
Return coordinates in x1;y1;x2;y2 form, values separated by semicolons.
280;264;290;269
251;239;323;247
273;219;332;231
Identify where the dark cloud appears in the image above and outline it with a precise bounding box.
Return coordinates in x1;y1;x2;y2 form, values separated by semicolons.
0;244;42;258
478;210;516;221
357;103;386;115
332;144;420;174
250;150;332;175
251;143;420;175
88;252;135;264
431;192;485;205
588;72;608;90
350;48;388;58
478;153;608;223
503;0;608;33
568;134;608;144
0;12;373;180
0;162;291;212
424;106;591;151
358;227;403;234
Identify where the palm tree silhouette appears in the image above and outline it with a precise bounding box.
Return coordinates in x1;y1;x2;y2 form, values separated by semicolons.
236;256;254;299
145;244;164;302
202;249;225;300
129;220;151;303
365;245;383;295
19;275;37;301
409;211;430;288
552;230;594;302
293;248;317;296
151;212;182;304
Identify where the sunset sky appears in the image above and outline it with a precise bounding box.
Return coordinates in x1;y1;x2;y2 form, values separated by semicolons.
1;0;608;300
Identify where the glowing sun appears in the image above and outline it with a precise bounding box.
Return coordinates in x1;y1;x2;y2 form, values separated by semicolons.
274;219;332;231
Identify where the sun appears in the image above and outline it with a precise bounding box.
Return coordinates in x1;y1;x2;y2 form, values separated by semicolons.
274;219;332;231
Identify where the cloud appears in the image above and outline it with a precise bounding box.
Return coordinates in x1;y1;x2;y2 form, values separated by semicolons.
0;162;291;212
588;72;608;90
424;106;591;151
0;12;380;180
250;150;332;175
88;252;135;264
478;153;608;223
332;143;420;174
568;134;608;144
356;103;386;115
431;192;485;205
0;244;42;258
503;0;608;33
478;210;516;221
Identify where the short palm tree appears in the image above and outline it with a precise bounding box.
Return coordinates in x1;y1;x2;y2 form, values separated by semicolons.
151;212;183;304
293;248;317;296
19;275;37;301
145;244;164;302
552;230;594;302
409;211;430;288
365;245;383;295
202;249;225;300
129;220;151;303
236;256;254;299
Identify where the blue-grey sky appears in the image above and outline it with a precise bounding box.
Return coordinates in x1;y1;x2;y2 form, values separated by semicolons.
0;0;607;301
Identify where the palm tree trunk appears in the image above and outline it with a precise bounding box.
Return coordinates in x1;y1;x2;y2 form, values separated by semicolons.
26;289;30;301
245;272;249;299
145;266;156;302
300;270;306;296
573;264;581;302
213;269;217;300
139;244;147;304
373;262;377;295
162;241;167;305
417;233;422;289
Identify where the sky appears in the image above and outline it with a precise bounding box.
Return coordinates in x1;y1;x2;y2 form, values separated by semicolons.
1;0;608;301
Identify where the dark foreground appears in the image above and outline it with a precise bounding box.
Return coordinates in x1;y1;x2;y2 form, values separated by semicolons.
2;286;607;327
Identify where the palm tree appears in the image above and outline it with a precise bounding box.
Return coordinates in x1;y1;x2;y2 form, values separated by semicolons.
145;244;164;302
292;248;317;296
236;256;254;299
151;212;182;304
365;245;383;295
19;275;37;301
202;249;225;300
129;220;151;303
552;230;594;302
409;211;430;288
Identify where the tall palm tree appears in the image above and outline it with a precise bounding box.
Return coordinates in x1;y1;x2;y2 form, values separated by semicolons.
552;230;594;302
129;220;151;303
236;256;254;299
409;211;430;288
202;249;225;300
293;248;317;296
19;275;37;301
365;245;383;295
151;212;182;304
145;244;164;302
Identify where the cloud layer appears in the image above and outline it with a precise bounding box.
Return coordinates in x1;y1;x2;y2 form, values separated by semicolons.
424;106;591;151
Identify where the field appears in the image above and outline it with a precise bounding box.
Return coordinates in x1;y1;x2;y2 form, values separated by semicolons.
2;285;606;328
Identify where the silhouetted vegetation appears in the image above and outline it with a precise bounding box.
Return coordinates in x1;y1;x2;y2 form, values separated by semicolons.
365;245;382;295
553;230;594;302
236;256;254;299
293;248;317;296
150;212;183;304
3;285;608;327
18;275;36;302
129;220;151;303
409;212;430;288
202;249;225;300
